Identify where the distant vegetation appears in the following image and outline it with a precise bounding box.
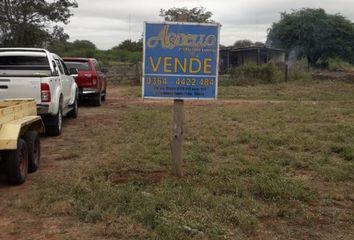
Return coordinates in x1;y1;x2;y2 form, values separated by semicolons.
159;7;214;23
1;3;354;72
224;63;283;86
49;39;143;64
49;6;213;63
233;39;265;48
322;57;354;72
223;8;354;85
0;0;143;64
0;0;77;47
267;8;354;67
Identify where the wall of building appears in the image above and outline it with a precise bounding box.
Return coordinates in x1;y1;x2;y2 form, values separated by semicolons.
221;49;286;69
269;52;286;63
240;51;259;65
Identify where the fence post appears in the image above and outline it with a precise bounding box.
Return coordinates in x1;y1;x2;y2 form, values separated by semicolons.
285;63;288;82
135;61;142;85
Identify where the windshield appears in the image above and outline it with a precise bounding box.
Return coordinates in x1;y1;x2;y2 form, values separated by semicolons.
64;61;91;71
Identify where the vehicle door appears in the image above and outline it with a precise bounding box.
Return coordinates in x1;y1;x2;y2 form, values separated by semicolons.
54;57;71;106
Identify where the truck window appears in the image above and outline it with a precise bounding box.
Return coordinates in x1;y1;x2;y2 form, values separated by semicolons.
93;60;101;72
0;54;52;76
64;61;91;71
55;60;65;75
60;59;70;75
0;56;49;69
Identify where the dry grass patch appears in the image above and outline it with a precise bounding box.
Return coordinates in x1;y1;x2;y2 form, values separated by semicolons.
15;81;354;239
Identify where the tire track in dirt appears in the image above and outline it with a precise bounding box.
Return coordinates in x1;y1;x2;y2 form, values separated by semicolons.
0;101;108;239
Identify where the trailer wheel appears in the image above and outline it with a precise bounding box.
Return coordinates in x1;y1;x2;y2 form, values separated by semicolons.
5;139;28;185
23;131;40;173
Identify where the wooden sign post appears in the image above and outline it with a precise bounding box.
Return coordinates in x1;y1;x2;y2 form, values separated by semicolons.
170;14;187;177
142;19;220;178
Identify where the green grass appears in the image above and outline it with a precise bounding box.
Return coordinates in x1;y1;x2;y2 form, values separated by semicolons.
18;81;354;239
218;80;354;101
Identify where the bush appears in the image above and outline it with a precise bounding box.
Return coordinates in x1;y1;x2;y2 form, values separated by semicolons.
95;49;142;65
314;57;354;72
227;62;283;85
326;58;354;72
288;58;312;81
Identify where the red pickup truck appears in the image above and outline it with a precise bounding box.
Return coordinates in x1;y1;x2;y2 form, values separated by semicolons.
63;58;107;106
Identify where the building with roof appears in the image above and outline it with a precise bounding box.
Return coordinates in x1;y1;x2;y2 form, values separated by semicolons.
220;46;287;72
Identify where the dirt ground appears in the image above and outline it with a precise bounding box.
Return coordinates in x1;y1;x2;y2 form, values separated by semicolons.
0;88;131;240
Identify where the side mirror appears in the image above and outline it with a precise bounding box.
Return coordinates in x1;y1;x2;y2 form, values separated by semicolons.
69;68;78;75
101;68;109;74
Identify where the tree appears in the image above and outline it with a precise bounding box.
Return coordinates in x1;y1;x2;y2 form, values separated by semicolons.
159;7;214;23
48;39;97;58
0;0;78;47
233;40;265;48
233;39;254;48
52;26;69;42
114;39;143;52
68;40;97;57
71;40;96;50
267;8;354;65
254;41;266;47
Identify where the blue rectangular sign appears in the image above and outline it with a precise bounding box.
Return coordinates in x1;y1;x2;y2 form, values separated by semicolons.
143;22;220;100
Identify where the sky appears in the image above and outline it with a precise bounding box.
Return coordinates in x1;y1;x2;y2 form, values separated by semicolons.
64;0;354;50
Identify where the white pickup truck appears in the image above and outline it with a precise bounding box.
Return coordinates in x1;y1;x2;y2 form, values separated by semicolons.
0;48;78;136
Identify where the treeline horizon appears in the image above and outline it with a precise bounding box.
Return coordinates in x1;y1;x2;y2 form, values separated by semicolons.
48;39;143;64
1;1;354;67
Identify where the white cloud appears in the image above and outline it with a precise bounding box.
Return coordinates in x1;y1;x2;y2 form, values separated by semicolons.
64;0;354;49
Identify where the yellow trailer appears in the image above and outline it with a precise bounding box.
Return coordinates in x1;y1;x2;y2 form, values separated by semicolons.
0;99;45;185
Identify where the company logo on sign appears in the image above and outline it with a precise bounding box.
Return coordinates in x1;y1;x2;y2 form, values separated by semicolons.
146;26;217;49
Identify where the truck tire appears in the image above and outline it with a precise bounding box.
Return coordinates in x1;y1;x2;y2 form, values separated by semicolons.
5;139;28;185
101;90;107;102
68;94;78;119
92;92;101;106
46;104;63;136
23;131;40;173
